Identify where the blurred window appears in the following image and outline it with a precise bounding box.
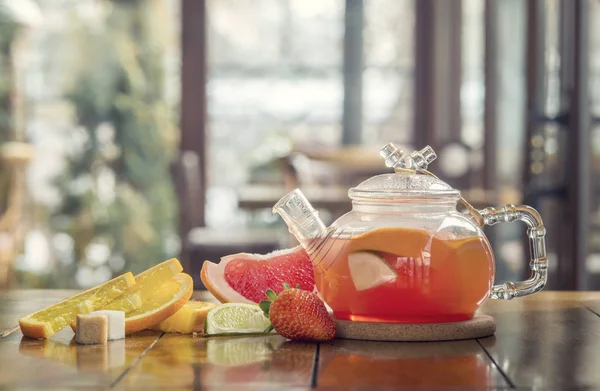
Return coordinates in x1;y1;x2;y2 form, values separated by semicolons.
205;0;414;227
10;0;180;287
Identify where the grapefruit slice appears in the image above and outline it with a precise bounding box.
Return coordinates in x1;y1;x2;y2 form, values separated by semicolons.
200;246;315;304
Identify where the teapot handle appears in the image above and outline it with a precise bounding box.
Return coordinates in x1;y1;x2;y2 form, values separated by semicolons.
478;204;548;300
409;165;548;299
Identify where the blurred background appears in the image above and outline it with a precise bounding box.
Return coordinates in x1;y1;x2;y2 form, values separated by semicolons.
0;0;597;291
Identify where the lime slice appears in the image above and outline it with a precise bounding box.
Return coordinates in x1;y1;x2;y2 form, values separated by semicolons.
348;251;398;291
205;303;271;336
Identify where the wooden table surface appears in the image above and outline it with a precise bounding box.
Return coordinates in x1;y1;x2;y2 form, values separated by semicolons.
2;290;600;390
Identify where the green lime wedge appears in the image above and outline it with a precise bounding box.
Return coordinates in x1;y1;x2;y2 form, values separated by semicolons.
205;303;272;336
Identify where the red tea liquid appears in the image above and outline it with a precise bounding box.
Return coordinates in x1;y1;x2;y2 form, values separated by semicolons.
313;227;494;323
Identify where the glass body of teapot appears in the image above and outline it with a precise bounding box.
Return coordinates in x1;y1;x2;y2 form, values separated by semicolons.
273;144;547;324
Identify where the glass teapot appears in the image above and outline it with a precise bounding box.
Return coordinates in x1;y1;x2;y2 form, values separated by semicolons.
273;143;547;324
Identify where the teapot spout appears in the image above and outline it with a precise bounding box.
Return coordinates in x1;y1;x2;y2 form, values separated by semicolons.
273;189;327;245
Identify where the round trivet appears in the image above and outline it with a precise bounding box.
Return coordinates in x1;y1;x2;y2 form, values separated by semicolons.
335;314;496;342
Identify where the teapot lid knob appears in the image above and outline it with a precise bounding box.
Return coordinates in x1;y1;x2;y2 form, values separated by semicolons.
380;143;437;171
379;143;405;168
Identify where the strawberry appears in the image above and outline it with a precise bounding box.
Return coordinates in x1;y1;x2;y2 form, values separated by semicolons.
260;283;336;342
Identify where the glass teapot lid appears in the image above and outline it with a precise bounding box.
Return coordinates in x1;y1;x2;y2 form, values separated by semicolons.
348;144;460;201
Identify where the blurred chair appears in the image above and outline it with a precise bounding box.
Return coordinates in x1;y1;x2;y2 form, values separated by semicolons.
172;151;282;290
269;146;392;223
285;145;387;188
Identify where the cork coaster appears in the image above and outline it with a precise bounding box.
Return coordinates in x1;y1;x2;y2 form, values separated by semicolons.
335;314;496;342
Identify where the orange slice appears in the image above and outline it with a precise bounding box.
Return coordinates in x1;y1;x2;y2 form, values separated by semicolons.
19;272;135;339
124;273;193;334
130;258;183;294
102;292;143;313
150;301;217;334
69;258;183;331
72;273;194;335
93;258;182;313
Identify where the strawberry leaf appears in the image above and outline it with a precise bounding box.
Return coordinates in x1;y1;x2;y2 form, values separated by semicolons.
265;289;277;302
283;283;291;290
259;300;271;317
295;283;301;289
264;324;274;333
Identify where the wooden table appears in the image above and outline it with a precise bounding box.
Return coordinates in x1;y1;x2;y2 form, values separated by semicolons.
2;291;600;390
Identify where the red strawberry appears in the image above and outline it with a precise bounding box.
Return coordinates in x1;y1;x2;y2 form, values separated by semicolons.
260;284;336;342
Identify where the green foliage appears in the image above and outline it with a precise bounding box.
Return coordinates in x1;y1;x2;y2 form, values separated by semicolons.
0;7;17;142
0;7;18;217
51;0;178;280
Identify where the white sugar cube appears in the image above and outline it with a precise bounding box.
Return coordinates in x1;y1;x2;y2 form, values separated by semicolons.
76;314;108;345
90;310;125;341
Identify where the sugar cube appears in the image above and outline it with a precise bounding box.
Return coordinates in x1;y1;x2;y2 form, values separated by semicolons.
76;314;108;345
90;310;125;341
